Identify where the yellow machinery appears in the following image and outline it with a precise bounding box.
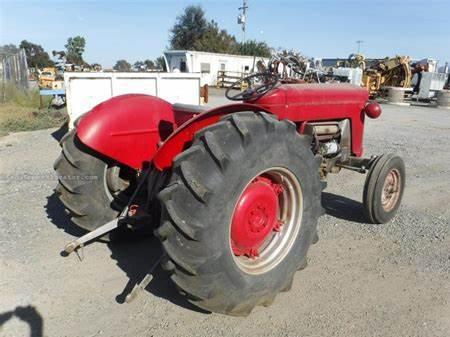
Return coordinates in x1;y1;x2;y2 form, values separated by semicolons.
38;67;64;90
362;56;412;96
337;53;366;70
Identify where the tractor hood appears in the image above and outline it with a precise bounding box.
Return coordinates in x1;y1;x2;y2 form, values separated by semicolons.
251;83;370;157
253;83;369;118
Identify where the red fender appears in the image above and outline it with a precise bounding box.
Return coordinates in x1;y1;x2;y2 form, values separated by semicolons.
153;103;272;170
77;94;177;170
76;94;269;170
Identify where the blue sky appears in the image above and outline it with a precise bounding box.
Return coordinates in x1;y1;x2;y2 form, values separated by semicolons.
1;0;449;67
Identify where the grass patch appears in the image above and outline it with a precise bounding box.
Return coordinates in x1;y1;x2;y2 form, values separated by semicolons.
0;84;66;136
1;82;43;107
0;104;66;136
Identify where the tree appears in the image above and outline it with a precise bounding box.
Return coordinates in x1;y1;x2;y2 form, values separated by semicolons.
0;44;19;57
52;50;67;70
18;40;53;68
90;63;102;71
155;56;167;71
236;40;272;58
113;59;131;72
144;59;155;70
65;36;86;65
169;5;208;50
133;61;145;71
194;20;237;54
168;6;273;57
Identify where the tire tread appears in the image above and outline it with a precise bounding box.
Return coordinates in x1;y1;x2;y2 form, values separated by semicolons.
157;111;323;315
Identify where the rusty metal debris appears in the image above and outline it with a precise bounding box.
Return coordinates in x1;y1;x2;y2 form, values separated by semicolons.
337;53;366;70
260;51;363;85
258;51;323;84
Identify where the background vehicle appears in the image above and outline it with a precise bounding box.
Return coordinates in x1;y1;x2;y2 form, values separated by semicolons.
54;73;405;315
38;67;64;89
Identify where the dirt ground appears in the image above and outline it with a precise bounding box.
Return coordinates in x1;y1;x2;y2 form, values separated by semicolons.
1;96;449;337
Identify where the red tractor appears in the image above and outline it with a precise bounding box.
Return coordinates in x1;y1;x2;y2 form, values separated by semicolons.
54;73;405;316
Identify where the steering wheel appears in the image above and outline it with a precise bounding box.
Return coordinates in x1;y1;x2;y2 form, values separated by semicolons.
225;73;279;101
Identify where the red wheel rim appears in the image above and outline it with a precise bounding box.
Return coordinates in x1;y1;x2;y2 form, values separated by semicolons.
231;176;282;258
229;167;303;274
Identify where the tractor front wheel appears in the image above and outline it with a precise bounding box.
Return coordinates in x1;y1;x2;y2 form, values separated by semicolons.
156;112;324;316
363;154;405;224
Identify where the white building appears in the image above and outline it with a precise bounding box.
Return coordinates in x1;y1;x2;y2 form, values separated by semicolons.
163;50;269;86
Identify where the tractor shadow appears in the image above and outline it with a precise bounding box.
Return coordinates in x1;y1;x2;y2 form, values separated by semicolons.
107;235;208;313
45;192;87;238
321;192;367;223
50;122;69;143
44;191;208;314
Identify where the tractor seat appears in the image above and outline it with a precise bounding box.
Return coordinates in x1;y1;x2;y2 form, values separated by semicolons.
172;103;208;114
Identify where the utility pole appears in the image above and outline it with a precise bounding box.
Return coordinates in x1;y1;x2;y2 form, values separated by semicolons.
356;40;364;54
238;0;248;43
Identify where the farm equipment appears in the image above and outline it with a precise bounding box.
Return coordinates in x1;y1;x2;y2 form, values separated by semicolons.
258;51;329;84
337;53;366;70
362;56;412;96
261;51;363;85
38;67;64;90
54;72;405;316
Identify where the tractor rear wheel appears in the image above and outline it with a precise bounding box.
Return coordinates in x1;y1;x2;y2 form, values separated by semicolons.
54;130;134;231
156;112;324;316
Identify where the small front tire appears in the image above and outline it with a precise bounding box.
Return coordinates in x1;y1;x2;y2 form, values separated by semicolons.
363;154;405;224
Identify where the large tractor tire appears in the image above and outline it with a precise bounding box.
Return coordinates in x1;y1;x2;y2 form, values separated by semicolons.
156;112;324;316
54;130;133;231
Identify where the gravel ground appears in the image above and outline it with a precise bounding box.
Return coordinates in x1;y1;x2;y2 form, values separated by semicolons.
1;97;449;337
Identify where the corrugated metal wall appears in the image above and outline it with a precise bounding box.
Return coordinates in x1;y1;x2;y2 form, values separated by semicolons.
1;48;29;89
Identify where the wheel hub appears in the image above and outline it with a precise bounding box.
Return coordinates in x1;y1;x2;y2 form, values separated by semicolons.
381;168;401;212
231;176;283;257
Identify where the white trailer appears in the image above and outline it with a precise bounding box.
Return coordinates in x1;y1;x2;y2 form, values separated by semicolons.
64;72;203;127
164;50;269;86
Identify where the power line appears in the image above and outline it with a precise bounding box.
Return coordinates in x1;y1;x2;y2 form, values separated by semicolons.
356;40;364;54
238;0;248;43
